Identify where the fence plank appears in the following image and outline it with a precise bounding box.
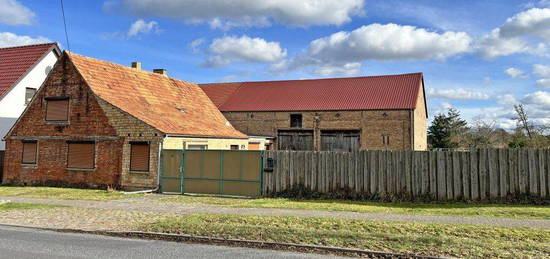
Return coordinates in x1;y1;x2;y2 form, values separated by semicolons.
437;151;446;201
460;152;471;200
509;149;518;195
519;149;527;194
538;149;546;198
452;152;461;199
488;149;499;199
499;149;508;197
470;150;479;200
429;151;437;196
479;149;487;200
528;149;538;195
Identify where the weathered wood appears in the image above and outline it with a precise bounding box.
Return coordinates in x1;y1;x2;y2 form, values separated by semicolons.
436;151;446;200
452;152;461;199
470;150;479;200
479;149;487;199
262;149;548;201
538;149;546;198
498;149;508;197
488;149;499;199
461;152;470;200
528;149;538;195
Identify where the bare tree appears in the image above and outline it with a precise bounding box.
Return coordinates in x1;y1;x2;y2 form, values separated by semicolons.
513;104;533;139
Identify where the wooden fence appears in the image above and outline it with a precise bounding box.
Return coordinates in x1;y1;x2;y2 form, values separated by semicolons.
262;149;550;201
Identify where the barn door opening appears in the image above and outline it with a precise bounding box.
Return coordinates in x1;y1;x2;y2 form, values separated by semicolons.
277;130;314;150
321;130;360;152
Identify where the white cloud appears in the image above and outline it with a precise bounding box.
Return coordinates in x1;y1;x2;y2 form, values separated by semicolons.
313;62;361;77
0;0;35;25
204;35;286;67
0;32;50;48
477;8;550;58
274;23;472;73
427;88;490;100
499;8;550;41
497;94;519;105
127;19;160;37
533;64;550;87
505;67;528;79
106;0;365;29
189;38;205;53
533;64;550;77
522;91;550;106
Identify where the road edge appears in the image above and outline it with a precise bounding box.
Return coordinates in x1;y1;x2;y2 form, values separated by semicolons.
0;223;449;259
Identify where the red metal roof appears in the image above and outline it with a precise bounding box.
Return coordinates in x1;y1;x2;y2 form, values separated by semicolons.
0;43;59;99
199;73;424;112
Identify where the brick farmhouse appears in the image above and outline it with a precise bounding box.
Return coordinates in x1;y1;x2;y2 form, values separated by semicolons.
200;74;428;151
2;51;246;189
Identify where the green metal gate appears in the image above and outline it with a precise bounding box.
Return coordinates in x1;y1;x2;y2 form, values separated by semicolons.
160;149;263;197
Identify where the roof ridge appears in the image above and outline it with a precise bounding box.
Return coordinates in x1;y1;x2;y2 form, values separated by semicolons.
199;72;423;85
66;51;195;86
0;42;58;50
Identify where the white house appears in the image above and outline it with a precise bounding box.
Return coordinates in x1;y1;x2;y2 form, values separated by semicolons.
0;43;60;150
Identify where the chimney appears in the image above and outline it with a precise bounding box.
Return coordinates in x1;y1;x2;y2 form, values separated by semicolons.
131;62;141;70
153;69;167;76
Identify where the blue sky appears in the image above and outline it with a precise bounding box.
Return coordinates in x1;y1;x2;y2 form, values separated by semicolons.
1;0;550;129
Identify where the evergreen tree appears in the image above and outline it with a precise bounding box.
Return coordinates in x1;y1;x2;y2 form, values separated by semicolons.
428;108;468;149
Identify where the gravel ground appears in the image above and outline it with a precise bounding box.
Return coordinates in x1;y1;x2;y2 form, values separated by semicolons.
1;195;549;229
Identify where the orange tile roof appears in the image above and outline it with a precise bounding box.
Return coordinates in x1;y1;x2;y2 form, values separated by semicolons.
67;52;246;139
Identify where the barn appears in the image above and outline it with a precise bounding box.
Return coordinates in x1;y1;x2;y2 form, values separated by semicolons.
200;74;428;151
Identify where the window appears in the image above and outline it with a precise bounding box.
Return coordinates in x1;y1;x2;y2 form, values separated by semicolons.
130;142;150;172
187;144;208;150
25;88;36;105
382;135;390;146
67;141;95;169
230;145;239;150
45;97;69;121
290;114;302;128
21;140;38;164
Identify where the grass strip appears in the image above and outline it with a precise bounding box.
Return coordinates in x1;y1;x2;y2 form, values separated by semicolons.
160;195;550;219
139;213;550;258
0;187;142;201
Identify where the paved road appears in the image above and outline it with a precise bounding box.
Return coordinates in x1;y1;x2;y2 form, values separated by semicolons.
0;225;340;259
2;196;550;229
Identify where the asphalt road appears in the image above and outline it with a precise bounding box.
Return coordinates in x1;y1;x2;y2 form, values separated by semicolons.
0;225;342;259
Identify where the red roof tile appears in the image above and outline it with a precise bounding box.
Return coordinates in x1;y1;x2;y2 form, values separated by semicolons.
199;73;424;112
67;52;247;139
0;43;59;99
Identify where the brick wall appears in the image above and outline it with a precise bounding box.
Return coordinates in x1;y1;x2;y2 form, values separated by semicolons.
96;98;163;190
2;56;124;187
223;109;417;150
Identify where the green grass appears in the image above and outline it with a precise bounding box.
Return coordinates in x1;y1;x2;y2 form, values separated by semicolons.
160;195;550;219
0;202;62;210
0;187;142;201
139;213;550;258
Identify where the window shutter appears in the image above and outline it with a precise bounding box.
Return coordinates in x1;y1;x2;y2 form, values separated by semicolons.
22;141;37;164
46;99;69;121
130;143;150;171
67;142;95;169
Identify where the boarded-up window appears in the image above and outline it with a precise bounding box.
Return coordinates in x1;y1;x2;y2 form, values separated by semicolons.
248;142;260;150
45;98;69;121
321;130;360;152
130;142;150;172
21;140;38;164
278;130;314;150
67;141;95;169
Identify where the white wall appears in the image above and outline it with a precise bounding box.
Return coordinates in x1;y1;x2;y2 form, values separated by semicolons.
0;50;58;149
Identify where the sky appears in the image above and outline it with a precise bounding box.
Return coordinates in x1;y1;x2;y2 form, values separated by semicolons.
1;0;550;129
